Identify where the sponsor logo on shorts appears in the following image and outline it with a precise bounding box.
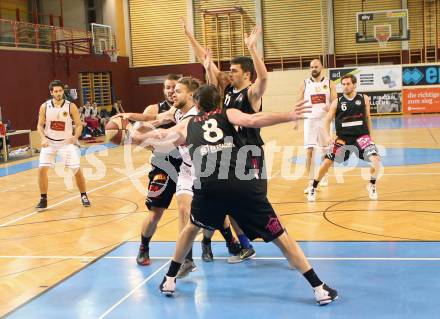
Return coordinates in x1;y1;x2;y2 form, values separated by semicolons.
265;216;282;235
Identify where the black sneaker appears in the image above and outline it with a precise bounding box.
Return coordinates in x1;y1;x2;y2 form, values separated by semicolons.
201;241;214;262
226;239;241;255
159;275;176;296
81;194;91;207
314;283;338;306
36;198;47;211
136;244;150;266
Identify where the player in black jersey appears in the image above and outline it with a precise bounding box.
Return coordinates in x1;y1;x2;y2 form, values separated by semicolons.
116;74;183;266
307;74;382;202
129;85;337;305
183;21;268;262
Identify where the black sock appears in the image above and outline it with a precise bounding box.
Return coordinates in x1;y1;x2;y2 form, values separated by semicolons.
185;248;193;261
202;236;211;245
303;268;323;288
80;192;87;197
41;194;47;199
141;234;151;248
370;178;376;185
312;180;320;188
166;260;182;277
220;226;234;243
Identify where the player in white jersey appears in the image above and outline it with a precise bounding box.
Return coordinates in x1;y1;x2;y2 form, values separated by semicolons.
35;80;90;211
298;59;337;193
136;77;201;278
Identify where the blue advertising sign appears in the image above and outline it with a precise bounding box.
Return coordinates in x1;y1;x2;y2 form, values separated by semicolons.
402;65;440;86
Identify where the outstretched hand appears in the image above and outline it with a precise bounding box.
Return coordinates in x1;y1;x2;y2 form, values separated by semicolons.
180;17;189;35
244;26;261;50
156;111;175;124
289;100;311;121
203;48;213;71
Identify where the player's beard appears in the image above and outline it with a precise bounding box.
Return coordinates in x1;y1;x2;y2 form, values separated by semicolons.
174;99;186;109
53;95;63;101
343;88;353;95
311;70;321;78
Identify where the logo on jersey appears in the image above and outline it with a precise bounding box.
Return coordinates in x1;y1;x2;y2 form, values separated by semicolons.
63;111;68;117
323;84;328;90
50;121;66;131
311;94;326;104
355;100;362;106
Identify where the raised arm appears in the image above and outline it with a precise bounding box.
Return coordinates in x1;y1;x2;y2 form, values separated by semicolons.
246;26;268;111
204;48;219;87
181;17;229;90
226;100;309;128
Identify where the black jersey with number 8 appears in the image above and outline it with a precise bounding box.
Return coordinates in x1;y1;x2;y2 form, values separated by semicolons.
187;108;253;184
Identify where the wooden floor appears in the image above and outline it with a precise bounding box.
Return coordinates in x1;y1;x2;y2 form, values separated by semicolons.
1;115;439;316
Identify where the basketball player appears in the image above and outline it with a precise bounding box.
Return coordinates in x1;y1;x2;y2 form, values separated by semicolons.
116;74;184;266
307;74;381;202
183;21;267;262
298;59;337;193
36;80;90;210
130;85;338;305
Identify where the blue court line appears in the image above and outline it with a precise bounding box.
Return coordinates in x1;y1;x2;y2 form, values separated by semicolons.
0;143;118;177
5;241;440;319
291;147;440;167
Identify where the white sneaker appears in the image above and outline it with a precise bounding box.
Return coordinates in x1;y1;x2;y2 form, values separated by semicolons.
304;186;312;194
320;175;329;187
307;188;317;202
314;283;338;306
159;275;176;296
367;183;378;200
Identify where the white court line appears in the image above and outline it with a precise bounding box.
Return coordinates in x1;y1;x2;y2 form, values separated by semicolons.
1;255;440;261
97;260;171;319
342;172;440;176
0;171;143;228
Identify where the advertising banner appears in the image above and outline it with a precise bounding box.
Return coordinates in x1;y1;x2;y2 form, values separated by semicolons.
329;65;402;92
402;87;440;113
402;64;440;86
337;91;402;114
366;91;402;114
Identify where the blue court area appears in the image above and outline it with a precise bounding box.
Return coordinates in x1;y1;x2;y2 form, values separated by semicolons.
0;143;117;177
6;241;439;319
290;147;440;167
372;115;440;130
